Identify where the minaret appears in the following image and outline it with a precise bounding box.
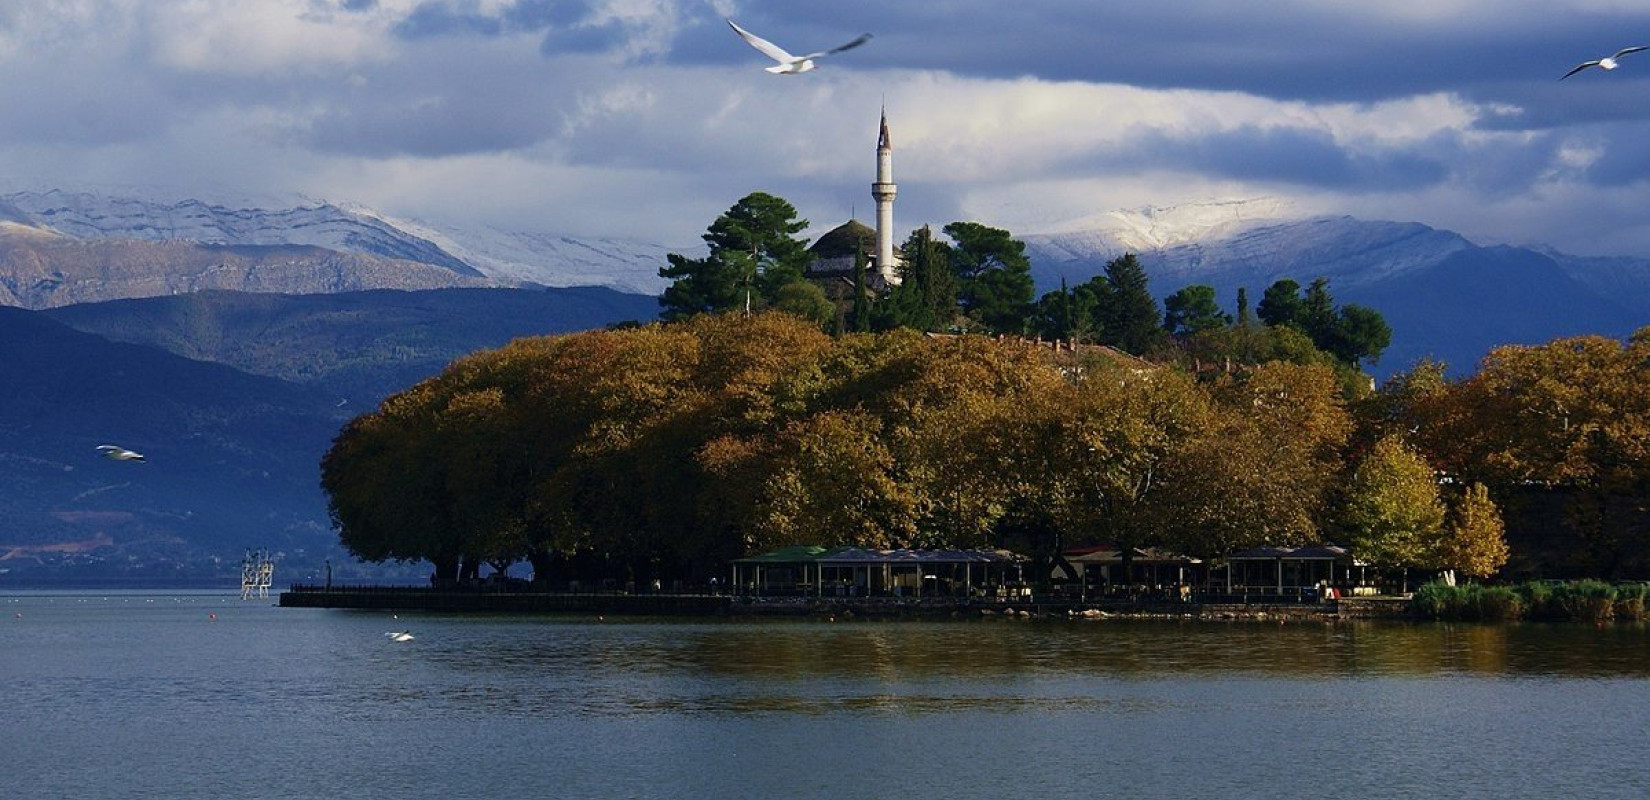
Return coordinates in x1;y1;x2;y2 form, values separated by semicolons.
871;109;900;285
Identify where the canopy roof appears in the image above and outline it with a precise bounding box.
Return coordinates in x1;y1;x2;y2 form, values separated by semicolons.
731;545;830;564
734;546;1021;565
1062;545;1202;564
1228;544;1364;564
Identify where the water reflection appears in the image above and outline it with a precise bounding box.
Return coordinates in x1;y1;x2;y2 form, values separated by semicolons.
430;618;1650;684
338;617;1646;720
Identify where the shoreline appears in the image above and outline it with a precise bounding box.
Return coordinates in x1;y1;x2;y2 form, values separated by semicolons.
277;586;1412;620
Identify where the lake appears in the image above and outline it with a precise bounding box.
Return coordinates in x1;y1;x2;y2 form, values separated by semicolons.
3;591;1648;799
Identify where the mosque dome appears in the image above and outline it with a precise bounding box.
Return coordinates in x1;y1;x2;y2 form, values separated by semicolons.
808;219;875;260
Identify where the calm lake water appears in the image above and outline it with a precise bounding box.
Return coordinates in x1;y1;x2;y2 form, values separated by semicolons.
3;592;1649;799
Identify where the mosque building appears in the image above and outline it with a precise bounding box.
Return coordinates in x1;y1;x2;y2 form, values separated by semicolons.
806;110;902;292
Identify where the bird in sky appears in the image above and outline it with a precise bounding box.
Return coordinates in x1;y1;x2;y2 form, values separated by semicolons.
1561;46;1648;80
385;631;414;642
96;445;145;463
727;19;871;74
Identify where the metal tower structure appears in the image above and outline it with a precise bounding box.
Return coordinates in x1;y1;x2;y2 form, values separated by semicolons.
240;548;274;600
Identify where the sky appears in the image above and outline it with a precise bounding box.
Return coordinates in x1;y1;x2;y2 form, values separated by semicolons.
3;0;1650;255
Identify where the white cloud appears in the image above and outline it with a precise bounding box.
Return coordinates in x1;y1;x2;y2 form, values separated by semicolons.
149;0;398;74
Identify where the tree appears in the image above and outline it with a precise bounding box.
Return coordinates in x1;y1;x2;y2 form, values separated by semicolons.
1300;277;1338;344
749;411;918;551
1257;279;1305;328
945;221;1034;335
1340;435;1445;580
1045;367;1214;578
1441;482;1509;579
1032;276;1104;343
1254;277;1391;370
1420;331;1650;576
659;192;812;321
850;242;871;333
1163;284;1230;337
1166;362;1353;559
770;281;834;328
877;225;958;332
1328;303;1391;367
1098;254;1162;355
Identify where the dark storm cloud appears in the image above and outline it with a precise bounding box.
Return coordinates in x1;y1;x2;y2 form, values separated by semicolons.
1093;125;1447;191
1582;121;1650;187
394;3;504;38
672;2;1650;107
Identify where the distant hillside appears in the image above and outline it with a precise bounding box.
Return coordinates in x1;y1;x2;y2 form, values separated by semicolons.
5;189;480;274
1;189;676;299
0;231;501;309
43;287;661;404
0;306;346;578
1023;207;1650;376
2;286;659;583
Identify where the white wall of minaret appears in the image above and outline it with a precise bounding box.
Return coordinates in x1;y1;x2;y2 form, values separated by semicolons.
872;110;901;285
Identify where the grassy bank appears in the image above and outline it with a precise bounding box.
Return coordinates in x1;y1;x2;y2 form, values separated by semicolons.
1410;580;1649;622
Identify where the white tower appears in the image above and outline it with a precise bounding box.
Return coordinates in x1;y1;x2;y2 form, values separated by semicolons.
872;110;900;285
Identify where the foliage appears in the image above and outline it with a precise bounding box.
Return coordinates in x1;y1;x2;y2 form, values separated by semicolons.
1340;435;1445;571
944;221;1034;335
1552;579;1617;622
1615;581;1648;621
658;192;813;321
1408;329;1650;577
1410;582;1523;621
1257;279;1305;328
877;225;959;333
1030;275;1107;343
1255;278;1390;367
1163;284;1230;337
1410;579;1650;621
1099;254;1164;355
1441;483;1509;578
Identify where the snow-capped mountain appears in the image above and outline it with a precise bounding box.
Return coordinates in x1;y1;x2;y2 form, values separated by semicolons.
1022;198;1650;375
1032;197;1297;258
0;190;683;306
378;214;676;296
5;190;481;276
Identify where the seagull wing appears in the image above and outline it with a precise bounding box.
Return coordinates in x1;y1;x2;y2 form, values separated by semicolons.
728;19;795;64
1613;45;1649;59
1561;60;1601;80
804;32;873;60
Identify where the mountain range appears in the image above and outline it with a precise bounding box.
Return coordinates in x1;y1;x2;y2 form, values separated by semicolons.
1021;199;1650;374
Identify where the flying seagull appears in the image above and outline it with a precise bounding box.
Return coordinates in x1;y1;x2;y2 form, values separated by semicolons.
1562;46;1648;80
385;631;414;642
727;19;871;74
96;445;145;463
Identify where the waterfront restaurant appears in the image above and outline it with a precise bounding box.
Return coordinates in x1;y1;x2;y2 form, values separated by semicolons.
1056;545;1203;598
731;546;1026;598
1217;544;1370;598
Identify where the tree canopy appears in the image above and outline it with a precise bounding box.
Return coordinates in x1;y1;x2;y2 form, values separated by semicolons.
658;192;812;321
323;314;1358;584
